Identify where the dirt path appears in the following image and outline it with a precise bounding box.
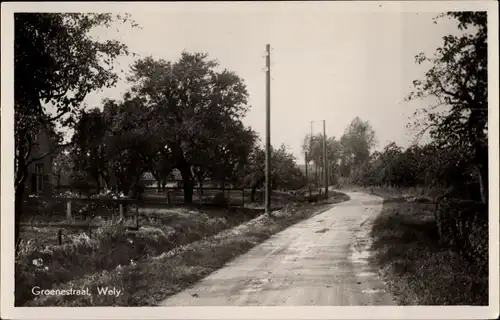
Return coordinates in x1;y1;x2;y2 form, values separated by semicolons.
159;191;395;306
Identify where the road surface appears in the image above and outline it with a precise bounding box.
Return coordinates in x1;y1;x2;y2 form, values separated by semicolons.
159;191;395;306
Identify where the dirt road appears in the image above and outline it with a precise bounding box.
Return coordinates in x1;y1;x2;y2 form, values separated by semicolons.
159;191;395;306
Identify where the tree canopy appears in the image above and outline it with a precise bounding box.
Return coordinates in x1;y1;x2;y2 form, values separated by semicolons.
406;12;488;202
14;12;136;250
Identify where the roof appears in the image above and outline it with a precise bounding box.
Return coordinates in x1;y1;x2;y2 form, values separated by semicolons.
140;169;182;181
141;172;156;181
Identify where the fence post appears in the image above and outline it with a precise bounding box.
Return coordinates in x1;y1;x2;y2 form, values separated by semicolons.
167;188;171;204
57;229;62;245
242;188;245;206
66;200;72;222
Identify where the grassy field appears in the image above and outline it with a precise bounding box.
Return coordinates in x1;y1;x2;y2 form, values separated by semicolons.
23;191;349;306
16;205;264;306
367;187;488;305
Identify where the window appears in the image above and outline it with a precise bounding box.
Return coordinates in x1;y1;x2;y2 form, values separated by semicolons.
35;163;44;174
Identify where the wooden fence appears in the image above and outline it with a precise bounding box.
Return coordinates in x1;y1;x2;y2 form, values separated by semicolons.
21;197;141;245
142;187;246;205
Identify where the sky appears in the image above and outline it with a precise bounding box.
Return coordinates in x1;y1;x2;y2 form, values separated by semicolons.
81;6;461;163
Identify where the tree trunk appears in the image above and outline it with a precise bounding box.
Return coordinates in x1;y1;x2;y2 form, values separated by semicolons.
250;176;265;202
475;164;488;204
101;170;110;190
15;185;25;254
14;151;29;254
179;163;194;204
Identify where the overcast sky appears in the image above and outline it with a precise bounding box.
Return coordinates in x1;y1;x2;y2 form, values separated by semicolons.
82;5;461;163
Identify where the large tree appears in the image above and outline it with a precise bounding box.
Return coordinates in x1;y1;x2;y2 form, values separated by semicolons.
14;13;135;250
338;117;376;181
123;53;254;203
71;108;109;192
101;97;159;195
406;12;488;203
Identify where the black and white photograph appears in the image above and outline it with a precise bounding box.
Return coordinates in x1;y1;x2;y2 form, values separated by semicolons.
1;1;498;319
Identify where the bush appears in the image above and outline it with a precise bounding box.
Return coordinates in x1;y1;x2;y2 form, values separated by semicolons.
23;198;67;220
212;192;228;207
435;200;488;273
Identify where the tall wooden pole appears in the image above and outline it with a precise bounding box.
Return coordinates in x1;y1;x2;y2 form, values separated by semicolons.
305;151;308;192
309;121;313;196
323;120;328;199
265;44;272;214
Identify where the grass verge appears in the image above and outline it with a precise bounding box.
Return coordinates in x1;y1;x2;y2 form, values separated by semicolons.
26;191;349;306
15;205;263;306
369;191;488;305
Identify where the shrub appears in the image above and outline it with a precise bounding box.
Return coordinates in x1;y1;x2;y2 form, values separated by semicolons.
212;192;228;207
435;200;488;273
23;198;66;220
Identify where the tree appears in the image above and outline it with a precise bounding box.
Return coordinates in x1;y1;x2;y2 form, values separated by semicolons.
71;108;109;191
245;144;306;202
52;148;74;189
210;123;257;190
14;13;136;251
301;134;342;186
123;53;253;204
339;117;376;182
407;12;488;203
102;97;160;195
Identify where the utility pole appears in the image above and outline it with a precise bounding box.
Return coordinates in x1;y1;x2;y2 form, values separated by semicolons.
305;151;308;193
323;120;328;199
309;121;313;197
265;44;272;215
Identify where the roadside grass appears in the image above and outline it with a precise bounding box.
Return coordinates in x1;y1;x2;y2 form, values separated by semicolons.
25;191;349;306
343;185;447;201
370;195;488;305
15;205;263;306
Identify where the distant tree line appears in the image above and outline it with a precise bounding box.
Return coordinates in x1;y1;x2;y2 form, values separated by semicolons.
303;12;488;204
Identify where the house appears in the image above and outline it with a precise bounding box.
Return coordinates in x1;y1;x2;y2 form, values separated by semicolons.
139;171;180;188
139;169;234;189
26;125;57;196
139;172;160;188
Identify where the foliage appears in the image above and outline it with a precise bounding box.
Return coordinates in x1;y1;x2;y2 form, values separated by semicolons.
17;205;266;306
244;144;306;201
301;117;376;186
15;13;134;191
98;53;257;202
14;12;136;250
406;12;488;202
52;149;73;189
302;134;342;185
339;117;377;181
71;108;109;191
435;200;488;273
